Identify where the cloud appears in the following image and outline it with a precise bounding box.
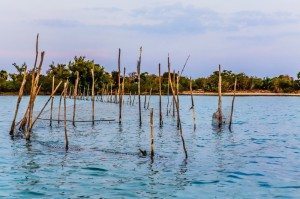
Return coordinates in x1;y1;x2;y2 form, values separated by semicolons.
119;4;300;35
35;19;83;28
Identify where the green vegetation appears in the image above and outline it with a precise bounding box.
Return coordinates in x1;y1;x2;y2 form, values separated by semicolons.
1;56;300;94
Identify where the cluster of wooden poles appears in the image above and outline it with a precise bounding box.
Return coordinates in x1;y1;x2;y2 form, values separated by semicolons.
9;35;237;160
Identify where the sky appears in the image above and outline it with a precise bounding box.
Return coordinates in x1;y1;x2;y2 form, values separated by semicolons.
1;0;300;78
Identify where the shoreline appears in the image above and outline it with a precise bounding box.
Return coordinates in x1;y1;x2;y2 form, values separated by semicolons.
1;92;300;97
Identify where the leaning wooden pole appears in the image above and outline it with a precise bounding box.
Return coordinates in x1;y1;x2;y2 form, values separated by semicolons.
158;63;163;127
50;75;55;127
73;71;79;126
137;47;142;126
168;57;188;159
150;108;154;160
217;64;223;128
229;77;237;130
190;77;196;131
31;81;62;128
10;67;27;136
63;81;69;150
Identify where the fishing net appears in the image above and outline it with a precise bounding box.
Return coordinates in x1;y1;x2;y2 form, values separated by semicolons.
212;105;232;126
33;96;116;129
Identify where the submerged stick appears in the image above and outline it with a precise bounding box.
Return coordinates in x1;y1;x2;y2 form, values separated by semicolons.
190;77;196;131
10;67;27;136
229;77;237;130
150;108;154;160
158;63;163;127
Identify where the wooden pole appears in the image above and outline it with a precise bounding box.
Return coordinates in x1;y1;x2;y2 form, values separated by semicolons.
158;63;163;127
168;57;188;159
229;77;237;130
150;108;154;160
137;47;142;126
58;91;63;124
119;67;125;124
166;57;170;116
144;89;147;109
147;88;152;110
176;71;180;128
217;64;223;128
31;81;62;128
91;66;95;125
190;77;196;131
73;71;79;126
63;81;69;150
50;75;55;127
10;67;27;136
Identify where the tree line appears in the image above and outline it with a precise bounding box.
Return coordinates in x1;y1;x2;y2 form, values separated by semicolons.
1;56;300;94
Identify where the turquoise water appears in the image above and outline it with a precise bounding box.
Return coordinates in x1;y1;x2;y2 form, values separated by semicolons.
0;96;299;198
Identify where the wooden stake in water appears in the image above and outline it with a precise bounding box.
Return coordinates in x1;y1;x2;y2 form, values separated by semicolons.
73;71;79;126
10;67;27;136
58;91;63;125
63;81;69;150
217;64;223;128
190;77;196;131
172;70;176;117
118;48;122;119
150;108;154;160
31;81;62;128
137;47;142;126
91;66;95;125
119;67;126;124
144;89;147;109
168;58;188;159
50;75;55;127
147;88;152;110
158;63;163;127
229;77;237;130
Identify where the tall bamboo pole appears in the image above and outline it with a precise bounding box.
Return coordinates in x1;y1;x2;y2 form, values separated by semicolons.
73;71;79;126
10;67;27;136
137;47;142;126
150;108;154;160
229;77;237;130
176;71;180;128
158;63;163;127
50;75;55;127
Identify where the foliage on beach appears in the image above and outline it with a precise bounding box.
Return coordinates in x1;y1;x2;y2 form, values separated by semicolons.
0;57;300;94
